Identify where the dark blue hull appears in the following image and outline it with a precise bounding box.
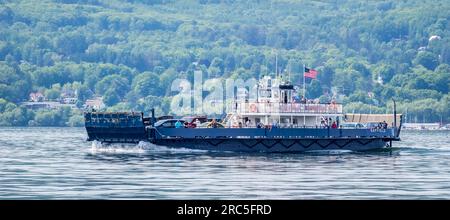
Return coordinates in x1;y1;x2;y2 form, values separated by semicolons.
84;112;147;143
148;127;398;152
85;126;147;143
151;137;392;152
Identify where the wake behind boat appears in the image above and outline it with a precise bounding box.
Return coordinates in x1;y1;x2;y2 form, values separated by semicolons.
84;76;402;152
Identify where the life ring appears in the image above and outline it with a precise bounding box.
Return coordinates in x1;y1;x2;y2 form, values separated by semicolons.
250;103;257;113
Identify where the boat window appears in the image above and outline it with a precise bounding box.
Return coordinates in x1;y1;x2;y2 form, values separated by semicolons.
162;121;174;128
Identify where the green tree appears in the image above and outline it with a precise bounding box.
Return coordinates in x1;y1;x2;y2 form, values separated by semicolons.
0;62;32;102
137;95;162;113
132;72;161;97
414;51;439;70
373;63;395;83
67;114;84;127
306;79;322;99
33;110;58;126
103;89;121;106
0;98;8;112
95;74;130;97
75;83;93;102
44;84;62;100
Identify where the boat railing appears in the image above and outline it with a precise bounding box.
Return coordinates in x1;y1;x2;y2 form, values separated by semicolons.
84;112;144;127
233;102;343;114
219;125;393;130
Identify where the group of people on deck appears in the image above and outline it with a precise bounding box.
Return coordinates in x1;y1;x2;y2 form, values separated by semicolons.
295;96;337;105
175;118;219;128
296;96;319;104
172;117;389;129
377;121;389;129
234;119;257;128
320;117;338;128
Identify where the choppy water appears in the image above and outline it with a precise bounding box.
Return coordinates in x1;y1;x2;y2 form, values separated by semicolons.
0;127;449;199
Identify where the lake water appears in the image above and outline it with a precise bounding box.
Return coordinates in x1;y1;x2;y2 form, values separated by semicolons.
0;127;449;199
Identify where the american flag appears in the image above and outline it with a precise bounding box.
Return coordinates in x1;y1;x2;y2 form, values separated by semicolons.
304;67;318;79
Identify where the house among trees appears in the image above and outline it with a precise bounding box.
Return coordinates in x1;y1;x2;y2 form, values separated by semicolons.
62;97;77;104
23;92;78;110
61;89;75;98
22;102;52;110
29;92;45;102
84;97;105;110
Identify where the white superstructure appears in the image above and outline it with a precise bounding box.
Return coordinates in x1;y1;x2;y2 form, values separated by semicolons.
225;76;343;128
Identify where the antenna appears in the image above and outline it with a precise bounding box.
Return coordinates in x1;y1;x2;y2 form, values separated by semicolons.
275;52;278;78
288;62;291;82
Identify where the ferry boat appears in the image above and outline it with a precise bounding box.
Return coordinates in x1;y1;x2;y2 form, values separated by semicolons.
84;76;402;152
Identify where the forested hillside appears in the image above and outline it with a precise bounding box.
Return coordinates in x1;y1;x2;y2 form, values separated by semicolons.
0;0;449;126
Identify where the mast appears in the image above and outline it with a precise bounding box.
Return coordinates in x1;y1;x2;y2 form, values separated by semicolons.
393;98;397;129
303;64;306;98
303;63;306;126
288;62;290;82
275;53;278;78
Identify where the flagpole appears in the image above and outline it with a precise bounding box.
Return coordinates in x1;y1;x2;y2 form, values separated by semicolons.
275;53;278;79
303;63;306;127
288;63;290;82
303;64;306;98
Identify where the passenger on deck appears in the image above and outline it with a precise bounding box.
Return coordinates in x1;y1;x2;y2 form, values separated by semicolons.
301;96;306;104
320;118;326;128
257;122;262;128
175;120;183;128
193;119;201;128
383;121;388;129
210;119;218;128
272;121;278;128
331;121;337;129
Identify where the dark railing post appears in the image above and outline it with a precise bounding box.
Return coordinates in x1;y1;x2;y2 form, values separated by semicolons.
151;108;155;126
397;114;403;138
327;125;330;138
393;99;397;128
392;99;397;136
